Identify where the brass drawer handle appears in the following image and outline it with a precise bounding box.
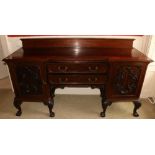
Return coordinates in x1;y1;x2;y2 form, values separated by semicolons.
59;77;68;82
88;66;99;71
58;66;68;71
43;80;47;85
88;77;98;82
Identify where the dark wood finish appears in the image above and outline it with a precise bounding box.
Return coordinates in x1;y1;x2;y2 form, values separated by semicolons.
133;100;142;117
13;98;22;116
21;38;134;49
47;62;108;74
8;35;144;37
3;38;152;117
48;74;107;85
107;62;148;100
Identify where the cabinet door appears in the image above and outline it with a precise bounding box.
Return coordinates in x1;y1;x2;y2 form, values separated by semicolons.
9;62;46;99
108;62;148;99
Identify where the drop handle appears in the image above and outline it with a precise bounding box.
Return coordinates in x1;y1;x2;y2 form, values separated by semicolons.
88;66;99;71
43;80;47;85
59;77;68;82
58;66;68;71
88;77;98;82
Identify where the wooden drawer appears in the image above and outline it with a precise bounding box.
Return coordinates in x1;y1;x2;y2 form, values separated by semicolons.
47;63;108;74
48;74;107;84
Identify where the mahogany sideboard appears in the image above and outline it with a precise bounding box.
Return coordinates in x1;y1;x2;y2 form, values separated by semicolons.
3;38;152;117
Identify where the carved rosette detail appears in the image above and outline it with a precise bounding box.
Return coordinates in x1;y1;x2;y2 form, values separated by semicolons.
114;65;141;95
16;65;42;95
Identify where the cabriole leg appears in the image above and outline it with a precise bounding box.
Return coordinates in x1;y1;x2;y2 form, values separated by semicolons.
100;87;112;117
133;100;141;117
13;98;22;116
47;98;55;117
47;87;56;117
100;100;112;117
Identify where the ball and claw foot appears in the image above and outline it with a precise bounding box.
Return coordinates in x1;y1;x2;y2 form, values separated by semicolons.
50;112;55;117
100;112;105;117
133;111;139;117
16;110;22;116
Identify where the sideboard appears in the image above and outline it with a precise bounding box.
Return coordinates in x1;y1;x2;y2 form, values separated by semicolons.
3;38;152;117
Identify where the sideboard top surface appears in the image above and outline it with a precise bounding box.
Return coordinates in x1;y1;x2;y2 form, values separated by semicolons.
4;47;152;63
3;38;152;63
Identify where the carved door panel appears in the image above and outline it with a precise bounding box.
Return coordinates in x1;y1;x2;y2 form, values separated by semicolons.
108;62;147;99
10;62;46;98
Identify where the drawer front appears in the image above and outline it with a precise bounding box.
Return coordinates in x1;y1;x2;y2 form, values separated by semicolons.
48;75;107;84
47;63;108;74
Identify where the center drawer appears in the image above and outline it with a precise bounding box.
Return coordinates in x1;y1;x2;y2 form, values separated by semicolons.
47;62;108;74
48;74;107;84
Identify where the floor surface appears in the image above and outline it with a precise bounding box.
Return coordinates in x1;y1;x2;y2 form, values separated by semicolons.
0;77;11;89
0;89;155;119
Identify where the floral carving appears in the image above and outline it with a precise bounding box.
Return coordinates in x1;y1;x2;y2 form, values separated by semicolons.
114;65;141;95
16;65;42;95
